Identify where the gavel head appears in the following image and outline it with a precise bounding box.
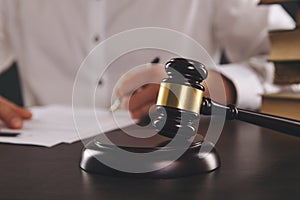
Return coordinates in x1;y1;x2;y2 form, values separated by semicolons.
153;58;208;140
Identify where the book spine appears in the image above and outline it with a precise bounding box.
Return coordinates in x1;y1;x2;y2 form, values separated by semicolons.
273;61;300;84
268;29;300;61
259;0;300;4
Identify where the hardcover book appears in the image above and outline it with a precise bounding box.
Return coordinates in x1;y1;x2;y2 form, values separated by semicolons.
261;92;300;120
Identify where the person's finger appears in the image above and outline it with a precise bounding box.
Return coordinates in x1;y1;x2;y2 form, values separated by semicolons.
0;96;32;119
0;102;24;129
0;96;32;129
130;102;156;120
119;84;160;111
115;64;166;97
13;106;32;119
128;84;160;112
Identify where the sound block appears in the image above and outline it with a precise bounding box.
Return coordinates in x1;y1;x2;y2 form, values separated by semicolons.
80;125;220;179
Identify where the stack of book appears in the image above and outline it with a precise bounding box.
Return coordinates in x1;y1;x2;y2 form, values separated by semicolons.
269;28;300;84
259;0;300;120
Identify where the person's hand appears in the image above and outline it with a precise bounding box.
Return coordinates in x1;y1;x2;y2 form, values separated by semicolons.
202;69;237;105
0;96;32;129
114;63;237;120
115;63;167;120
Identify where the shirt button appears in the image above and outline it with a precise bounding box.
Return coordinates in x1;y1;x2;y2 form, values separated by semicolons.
98;79;103;85
94;34;100;43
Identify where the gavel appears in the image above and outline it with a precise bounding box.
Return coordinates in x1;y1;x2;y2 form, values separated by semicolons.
83;57;300;178
154;58;300;140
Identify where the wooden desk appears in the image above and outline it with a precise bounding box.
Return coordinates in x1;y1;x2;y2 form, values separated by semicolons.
0;119;300;200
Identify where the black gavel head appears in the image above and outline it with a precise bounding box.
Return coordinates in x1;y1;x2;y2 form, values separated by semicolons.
153;58;208;140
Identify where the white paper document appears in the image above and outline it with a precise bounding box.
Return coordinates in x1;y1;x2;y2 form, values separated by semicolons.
0;105;135;147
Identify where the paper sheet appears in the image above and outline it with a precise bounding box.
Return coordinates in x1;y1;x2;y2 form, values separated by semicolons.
0;105;135;147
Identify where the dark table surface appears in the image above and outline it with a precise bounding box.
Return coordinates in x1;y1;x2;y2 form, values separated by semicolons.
1;118;300;200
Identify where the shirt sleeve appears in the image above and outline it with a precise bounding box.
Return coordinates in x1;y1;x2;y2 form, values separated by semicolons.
213;0;295;110
218;62;263;110
0;0;15;74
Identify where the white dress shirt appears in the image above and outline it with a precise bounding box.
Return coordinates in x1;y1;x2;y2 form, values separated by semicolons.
0;0;295;109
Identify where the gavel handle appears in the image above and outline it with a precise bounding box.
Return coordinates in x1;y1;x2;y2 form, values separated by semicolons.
200;98;300;137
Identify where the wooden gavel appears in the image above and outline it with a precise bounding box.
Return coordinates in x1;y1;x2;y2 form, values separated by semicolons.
153;58;300;140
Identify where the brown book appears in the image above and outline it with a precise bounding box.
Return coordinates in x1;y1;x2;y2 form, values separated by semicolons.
268;29;300;61
259;0;300;4
261;92;300;120
273;61;300;84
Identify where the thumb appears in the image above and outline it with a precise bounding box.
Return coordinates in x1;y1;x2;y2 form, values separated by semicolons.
115;63;167;97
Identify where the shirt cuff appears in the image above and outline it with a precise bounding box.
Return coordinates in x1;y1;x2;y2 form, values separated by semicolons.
218;63;263;110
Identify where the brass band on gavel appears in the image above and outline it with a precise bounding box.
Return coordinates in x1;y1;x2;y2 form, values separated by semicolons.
156;82;204;114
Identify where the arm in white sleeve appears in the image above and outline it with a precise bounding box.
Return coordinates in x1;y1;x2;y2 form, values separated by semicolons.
213;0;295;110
218;62;263;110
0;0;15;74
